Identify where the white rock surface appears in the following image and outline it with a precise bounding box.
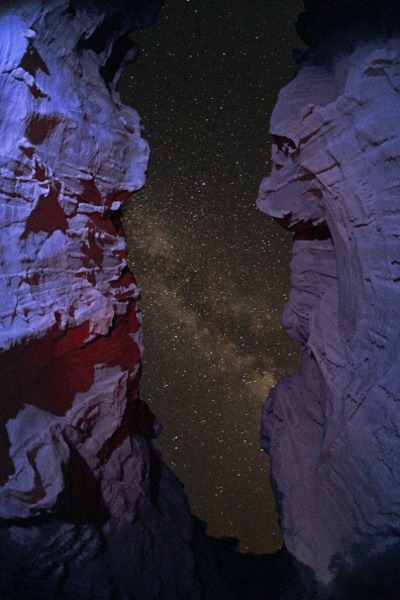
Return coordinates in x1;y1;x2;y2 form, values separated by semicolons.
0;2;223;598
258;35;400;592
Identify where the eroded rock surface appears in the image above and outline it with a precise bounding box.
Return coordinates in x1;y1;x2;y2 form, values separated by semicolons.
258;1;400;595
0;2;220;598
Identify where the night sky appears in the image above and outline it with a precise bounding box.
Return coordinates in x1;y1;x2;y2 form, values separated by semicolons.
119;0;304;554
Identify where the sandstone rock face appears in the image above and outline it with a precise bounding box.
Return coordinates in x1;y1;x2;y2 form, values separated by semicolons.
0;2;208;598
258;4;400;593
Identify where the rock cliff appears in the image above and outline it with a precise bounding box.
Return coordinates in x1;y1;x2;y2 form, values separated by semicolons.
0;2;224;598
258;0;400;595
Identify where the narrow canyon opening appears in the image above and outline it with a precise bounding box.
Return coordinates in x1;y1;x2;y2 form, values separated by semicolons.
118;0;302;554
3;1;400;598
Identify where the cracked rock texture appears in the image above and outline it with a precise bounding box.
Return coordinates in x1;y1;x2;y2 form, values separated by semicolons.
258;0;400;595
0;2;224;599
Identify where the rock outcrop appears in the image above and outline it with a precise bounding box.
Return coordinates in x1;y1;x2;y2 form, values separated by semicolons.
258;0;400;595
0;2;222;598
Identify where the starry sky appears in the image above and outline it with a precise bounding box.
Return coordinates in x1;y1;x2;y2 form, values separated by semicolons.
119;0;304;554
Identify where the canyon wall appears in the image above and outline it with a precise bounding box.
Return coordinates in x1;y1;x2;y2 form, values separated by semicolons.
0;2;226;598
258;0;400;596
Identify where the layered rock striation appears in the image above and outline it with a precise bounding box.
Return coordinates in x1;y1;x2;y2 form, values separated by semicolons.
0;2;220;598
258;0;400;595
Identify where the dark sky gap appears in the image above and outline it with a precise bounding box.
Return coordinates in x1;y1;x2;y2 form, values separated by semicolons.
119;0;304;554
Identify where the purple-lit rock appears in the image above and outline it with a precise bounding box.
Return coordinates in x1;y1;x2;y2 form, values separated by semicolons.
0;2;217;598
258;3;400;593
